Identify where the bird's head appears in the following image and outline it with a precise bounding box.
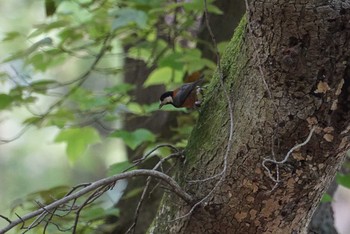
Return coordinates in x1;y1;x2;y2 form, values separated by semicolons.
159;91;174;109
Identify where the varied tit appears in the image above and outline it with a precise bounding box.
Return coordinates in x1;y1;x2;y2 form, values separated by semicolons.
159;78;204;109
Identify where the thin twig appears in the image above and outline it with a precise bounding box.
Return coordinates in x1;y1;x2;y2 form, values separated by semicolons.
72;185;110;234
0;215;11;224
125;153;182;234
124;144;180;172
125;178;151;234
262;127;316;187
244;0;284;191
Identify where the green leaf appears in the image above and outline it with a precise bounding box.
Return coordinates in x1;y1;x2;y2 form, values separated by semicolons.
336;173;350;189
182;0;222;14
22;117;42;126
47;109;75;128
107;161;132;176
26;185;69;204
158;53;184;70
112;8;148;30
207;4;223;15
178;49;216;73
30;79;58;93
28;20;70;38
45;0;57;16
105;83;135;94
54;127;101;163
27;53;50;72
2;31;22;42
70;88;111;111
320;193;332;203
127;102;144;115
0;94;14;110
144;67;183;87
4;37;53;63
110;129;156;150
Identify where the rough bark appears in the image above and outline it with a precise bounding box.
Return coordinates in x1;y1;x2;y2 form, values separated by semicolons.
150;1;350;233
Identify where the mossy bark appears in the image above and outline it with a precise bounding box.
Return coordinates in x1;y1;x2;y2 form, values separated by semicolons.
150;1;350;233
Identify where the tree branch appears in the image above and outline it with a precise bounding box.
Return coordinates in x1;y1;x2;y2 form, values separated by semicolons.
0;169;193;233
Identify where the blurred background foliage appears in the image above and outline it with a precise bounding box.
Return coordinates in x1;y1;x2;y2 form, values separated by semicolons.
3;0;350;233
0;0;231;232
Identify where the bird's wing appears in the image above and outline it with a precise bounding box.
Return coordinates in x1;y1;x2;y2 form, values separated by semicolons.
173;78;204;107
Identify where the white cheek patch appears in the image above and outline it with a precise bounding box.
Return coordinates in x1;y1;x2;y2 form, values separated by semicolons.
163;96;173;104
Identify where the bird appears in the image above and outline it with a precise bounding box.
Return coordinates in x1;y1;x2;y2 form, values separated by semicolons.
159;76;204;109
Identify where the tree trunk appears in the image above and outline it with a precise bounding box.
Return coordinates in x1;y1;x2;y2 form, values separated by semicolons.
150;1;350;233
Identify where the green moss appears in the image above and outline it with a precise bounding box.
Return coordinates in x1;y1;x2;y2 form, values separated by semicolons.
184;15;247;164
147;15;249;234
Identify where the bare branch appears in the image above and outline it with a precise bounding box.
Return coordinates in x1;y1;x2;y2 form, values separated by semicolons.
126;153;183;234
0;169;192;233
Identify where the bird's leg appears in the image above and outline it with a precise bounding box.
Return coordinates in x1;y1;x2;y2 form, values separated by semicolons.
195;86;204;107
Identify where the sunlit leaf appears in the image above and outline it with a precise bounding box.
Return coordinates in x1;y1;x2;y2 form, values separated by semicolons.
2;31;22;41
107;161;132;176
29;21;67;37
2;51;26;63
4;38;53;63
54;127;101;163
47;109;75;128
0;94;14;110
110;129;156;150
144;67;183;87
158;53;184;70
71;88;111;110
30;79;58;93
27;53;49;71
182;0;222;14
105;83;135;94
127;102;143;115
22;117;42;126
112;8;148;30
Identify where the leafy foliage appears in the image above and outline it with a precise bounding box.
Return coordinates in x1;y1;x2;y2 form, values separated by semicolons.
110;128;156;150
54;127;101;163
336;173;350;189
0;0;223;231
1;0;220;157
